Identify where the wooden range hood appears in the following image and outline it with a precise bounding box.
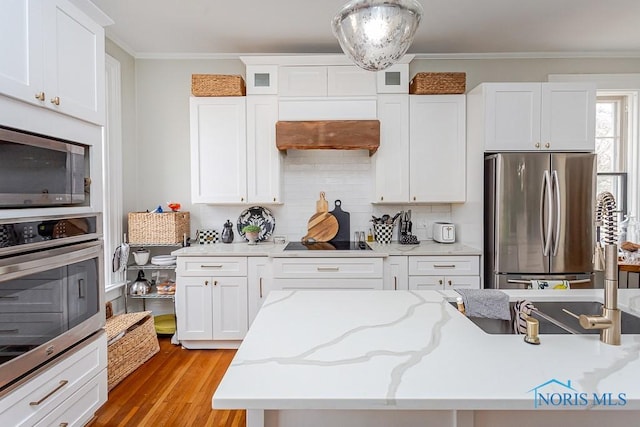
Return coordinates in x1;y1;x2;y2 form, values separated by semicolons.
275;120;380;156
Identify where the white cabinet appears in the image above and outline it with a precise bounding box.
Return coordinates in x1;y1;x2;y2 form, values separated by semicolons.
247;257;272;325
408;255;480;290
410;95;466;203
190;97;247;203
175;257;248;348
271;257;384;290
279;65;377;97
374;94;410;203
376;64;410;94
0;331;107;426
246;95;282;203
0;0;105;124
374;95;466;203
245;65;278;95
473;82;596;152
384;256;408;290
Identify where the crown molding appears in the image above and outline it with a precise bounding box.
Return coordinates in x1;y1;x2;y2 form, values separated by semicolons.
411;51;640;60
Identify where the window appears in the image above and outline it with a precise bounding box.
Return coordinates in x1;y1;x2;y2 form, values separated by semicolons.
596;94;631;219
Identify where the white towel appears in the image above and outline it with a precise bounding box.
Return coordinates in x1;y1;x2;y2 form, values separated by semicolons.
530;280;570;290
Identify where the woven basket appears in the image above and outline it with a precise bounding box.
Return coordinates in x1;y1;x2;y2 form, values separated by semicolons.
128;212;190;245
106;311;159;390
409;72;466;94
191;74;246;96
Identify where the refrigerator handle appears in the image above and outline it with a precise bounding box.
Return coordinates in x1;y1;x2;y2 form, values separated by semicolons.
540;170;553;256
552;170;561;256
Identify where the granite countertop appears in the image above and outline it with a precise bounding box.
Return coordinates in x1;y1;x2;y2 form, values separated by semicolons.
213;289;640;411
172;241;481;257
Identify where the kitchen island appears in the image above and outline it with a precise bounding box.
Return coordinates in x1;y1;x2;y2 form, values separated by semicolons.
212;289;640;427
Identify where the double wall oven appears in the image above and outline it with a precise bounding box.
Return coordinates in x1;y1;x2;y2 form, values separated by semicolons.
0;214;104;394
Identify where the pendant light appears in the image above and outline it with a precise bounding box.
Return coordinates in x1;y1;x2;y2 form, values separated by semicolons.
332;0;423;72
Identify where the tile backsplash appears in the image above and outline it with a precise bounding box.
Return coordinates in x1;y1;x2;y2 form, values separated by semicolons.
194;150;451;243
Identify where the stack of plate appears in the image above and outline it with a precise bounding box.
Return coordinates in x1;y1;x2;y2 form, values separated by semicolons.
150;255;177;266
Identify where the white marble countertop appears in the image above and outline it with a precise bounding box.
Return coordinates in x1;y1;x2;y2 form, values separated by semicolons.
172;241;481;257
213;289;640;411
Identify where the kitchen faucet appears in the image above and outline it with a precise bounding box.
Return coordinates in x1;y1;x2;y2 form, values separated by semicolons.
565;192;621;345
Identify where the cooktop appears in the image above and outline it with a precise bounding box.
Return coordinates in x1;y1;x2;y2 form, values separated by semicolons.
284;241;372;251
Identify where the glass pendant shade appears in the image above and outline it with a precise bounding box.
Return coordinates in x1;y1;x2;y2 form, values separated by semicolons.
332;0;423;71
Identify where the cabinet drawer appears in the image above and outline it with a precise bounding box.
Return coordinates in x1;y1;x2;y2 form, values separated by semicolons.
272;258;383;279
177;257;247;276
442;276;481;289
0;331;106;426
409;256;479;276
273;278;383;290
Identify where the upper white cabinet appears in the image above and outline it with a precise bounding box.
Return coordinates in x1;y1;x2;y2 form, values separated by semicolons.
0;0;105;124
246;95;281;203
376;63;410;94
279;65;377;97
190;97;247;203
471;82;596;152
409;95;466;203
245;65;278;95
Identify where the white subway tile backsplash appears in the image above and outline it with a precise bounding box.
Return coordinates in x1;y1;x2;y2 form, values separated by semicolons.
194;151;452;243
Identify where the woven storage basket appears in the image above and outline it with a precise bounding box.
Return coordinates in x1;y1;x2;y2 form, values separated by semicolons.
128;212;190;245
191;74;246;96
106;311;159;390
409;72;466;94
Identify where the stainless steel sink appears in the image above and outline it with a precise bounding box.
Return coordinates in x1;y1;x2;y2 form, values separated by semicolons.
452;301;640;335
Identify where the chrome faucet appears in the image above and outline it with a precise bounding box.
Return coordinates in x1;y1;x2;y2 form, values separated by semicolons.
576;192;621;345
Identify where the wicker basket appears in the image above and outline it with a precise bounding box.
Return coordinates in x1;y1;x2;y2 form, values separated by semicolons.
409;72;466;94
127;212;190;245
191;74;246;96
106;311;159;390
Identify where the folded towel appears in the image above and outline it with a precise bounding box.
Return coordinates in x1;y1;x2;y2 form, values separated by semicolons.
531;280;570;290
455;289;511;320
513;300;534;334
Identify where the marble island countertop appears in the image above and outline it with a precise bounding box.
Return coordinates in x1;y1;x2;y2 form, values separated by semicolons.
213;289;640;413
172;241;481;257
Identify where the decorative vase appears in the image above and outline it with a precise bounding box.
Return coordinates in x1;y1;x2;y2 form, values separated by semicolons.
221;220;234;243
245;231;259;245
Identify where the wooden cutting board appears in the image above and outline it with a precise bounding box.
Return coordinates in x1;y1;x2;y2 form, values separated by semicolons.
302;192;339;243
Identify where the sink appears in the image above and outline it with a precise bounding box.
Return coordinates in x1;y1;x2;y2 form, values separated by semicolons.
451;301;640;335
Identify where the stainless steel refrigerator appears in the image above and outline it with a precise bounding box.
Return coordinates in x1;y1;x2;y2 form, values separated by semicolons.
484;153;596;289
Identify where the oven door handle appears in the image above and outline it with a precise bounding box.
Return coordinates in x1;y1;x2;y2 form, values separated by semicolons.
0;240;102;282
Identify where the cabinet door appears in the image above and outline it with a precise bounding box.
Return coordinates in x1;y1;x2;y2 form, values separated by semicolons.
246;65;278;95
0;0;43;105
327;66;376;96
278;66;327;96
483;83;541;151
246;95;281;203
384;256;408;290
175;276;213;340
377;64;409;94
408;276;444;290
541;83;595;151
374;94;409;203
443;276;481;289
247;257;271;326
212;277;248;340
409;95;466;202
190;97;247;203
43;0;105;124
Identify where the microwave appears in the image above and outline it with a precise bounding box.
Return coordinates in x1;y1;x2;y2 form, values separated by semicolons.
0;126;87;207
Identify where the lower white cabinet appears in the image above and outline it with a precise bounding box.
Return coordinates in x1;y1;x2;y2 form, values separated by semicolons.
408;256;480;290
248;257;272;326
176;257;248;348
0;331;107;427
384;256;408;290
271;257;384;290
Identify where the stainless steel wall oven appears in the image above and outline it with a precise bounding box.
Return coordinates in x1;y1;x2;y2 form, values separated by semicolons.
0;214;104;395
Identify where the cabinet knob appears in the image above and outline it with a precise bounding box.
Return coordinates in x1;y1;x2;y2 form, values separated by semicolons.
35;92;45;101
273;197;276;202
213;280;217;286
205;280;209;286
50;96;60;106
241;197;244;202
535;142;540;148
448;280;452;286
380;196;384;201
413;196;416;201
545;142;550;149
438;279;443;285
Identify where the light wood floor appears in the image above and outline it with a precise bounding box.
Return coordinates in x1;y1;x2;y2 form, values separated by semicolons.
90;337;246;427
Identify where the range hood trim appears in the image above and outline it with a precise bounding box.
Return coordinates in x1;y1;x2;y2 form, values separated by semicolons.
275;120;380;156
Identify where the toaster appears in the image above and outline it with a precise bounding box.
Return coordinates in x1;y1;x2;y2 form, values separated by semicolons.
433;222;455;243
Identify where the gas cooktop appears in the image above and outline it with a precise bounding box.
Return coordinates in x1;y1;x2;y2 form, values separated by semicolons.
284;241;372;251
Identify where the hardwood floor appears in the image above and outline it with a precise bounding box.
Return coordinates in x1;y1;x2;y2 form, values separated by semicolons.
90;337;246;427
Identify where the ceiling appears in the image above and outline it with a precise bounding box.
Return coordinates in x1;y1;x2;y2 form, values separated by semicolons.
89;0;640;58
